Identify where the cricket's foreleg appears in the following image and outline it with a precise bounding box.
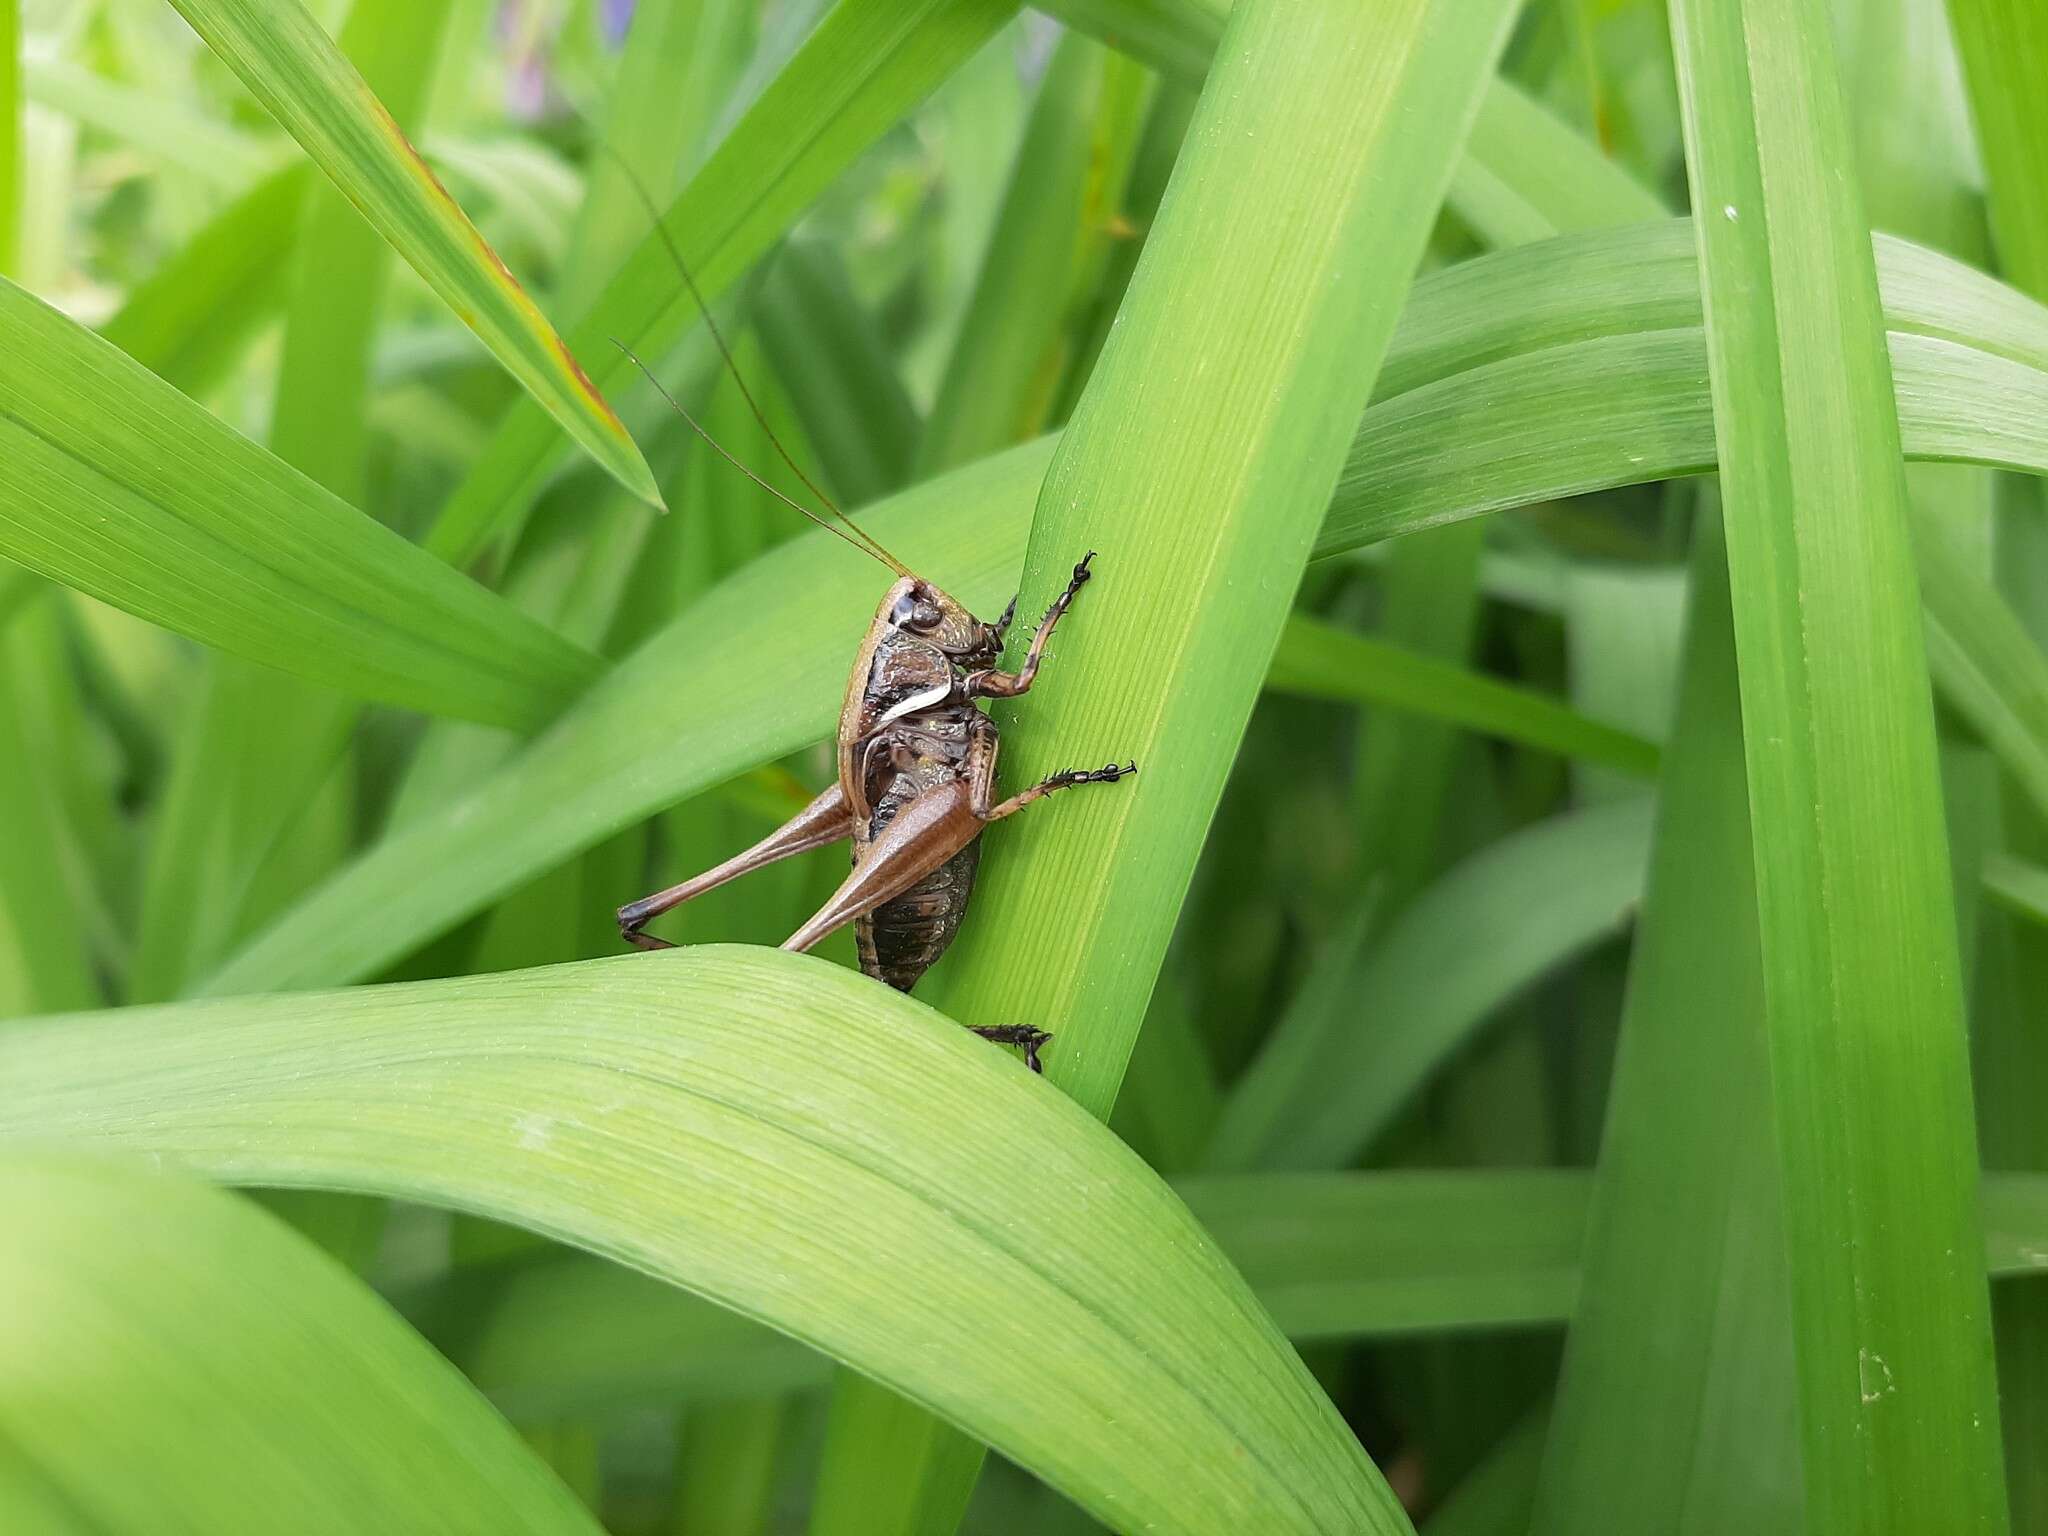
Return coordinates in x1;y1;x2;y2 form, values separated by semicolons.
985;760;1137;822
782;780;983;955
964;552;1095;701
619;781;853;950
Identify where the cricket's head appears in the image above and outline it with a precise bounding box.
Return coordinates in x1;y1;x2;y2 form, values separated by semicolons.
882;575;1003;666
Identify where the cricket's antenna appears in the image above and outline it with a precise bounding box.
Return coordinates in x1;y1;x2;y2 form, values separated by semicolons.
612;341;907;576
599;146;911;577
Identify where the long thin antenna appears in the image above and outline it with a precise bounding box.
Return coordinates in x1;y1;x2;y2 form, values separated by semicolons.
613;341;908;576
599;146;911;576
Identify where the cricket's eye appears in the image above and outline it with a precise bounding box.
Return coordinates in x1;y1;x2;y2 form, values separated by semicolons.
891;590;942;631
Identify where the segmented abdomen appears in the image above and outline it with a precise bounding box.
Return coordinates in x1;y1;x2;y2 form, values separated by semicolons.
856;839;980;992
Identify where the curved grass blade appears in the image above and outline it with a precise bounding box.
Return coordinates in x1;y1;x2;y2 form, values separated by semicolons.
1204;798;1653;1173
1268;614;1659;779
0;949;1398;1534
0;1153;601;1534
163;0;658;504
405;1164;2048;1423
1672;0;2007;1522
205;224;2048;996
423;0;1019;565
0;276;599;730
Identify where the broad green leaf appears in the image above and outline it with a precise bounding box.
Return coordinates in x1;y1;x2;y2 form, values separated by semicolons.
0;276;599;730
1945;0;2048;296
1533;521;1796;1532
0;1153;599;1534
98;164;308;396
0;950;1396;1534
163;0;659;503
1204;797;1653;1173
398;1164;2048;1422
1671;0;2006;1523
1267;613;1660;780
423;0;1021;565
205;223;2048;997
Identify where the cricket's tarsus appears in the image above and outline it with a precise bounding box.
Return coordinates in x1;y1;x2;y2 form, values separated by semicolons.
611;167;1136;1074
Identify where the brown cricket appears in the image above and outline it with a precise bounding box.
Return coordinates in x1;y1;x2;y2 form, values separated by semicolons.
611;240;1133;1072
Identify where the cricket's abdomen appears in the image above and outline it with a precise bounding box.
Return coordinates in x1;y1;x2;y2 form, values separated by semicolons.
856;838;981;992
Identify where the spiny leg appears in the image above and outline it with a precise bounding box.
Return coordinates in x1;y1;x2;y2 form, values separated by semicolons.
986;760;1137;822
964;553;1096;701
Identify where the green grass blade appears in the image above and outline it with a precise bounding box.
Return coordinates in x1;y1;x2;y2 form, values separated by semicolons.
934;0;1519;1108
757;241;921;506
1;950;1396;1533
915;30;1150;473
98;164;308;396
163;0;658;504
0;601;98;1016
1983;852;2048;929
422;0;1019;565
1533;521;1796;1532
1448;75;1667;247
0;0;22;279
23;55;282;189
1270;614;1660;779
1945;0;2048;295
270;0;450;503
1671;0;2008;1523
560;0;751;297
0;1153;601;1534
1204;798;1652;1173
400;1165;2048;1422
0;276;598;729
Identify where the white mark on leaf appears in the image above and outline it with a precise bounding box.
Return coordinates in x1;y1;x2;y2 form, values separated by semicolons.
1858;1348;1895;1404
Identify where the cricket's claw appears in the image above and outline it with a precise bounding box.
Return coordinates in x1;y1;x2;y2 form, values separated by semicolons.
1072;552;1096;586
969;1024;1053;1074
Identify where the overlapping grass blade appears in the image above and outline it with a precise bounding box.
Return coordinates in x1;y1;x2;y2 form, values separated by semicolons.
164;0;658;503
1533;523;1796;1532
0;276;598;730
1204;798;1652;1173
1268;614;1660;779
423;0;1020;565
206;225;2048;996
0;1154;600;1534
0;949;1393;1534
1671;0;2006;1523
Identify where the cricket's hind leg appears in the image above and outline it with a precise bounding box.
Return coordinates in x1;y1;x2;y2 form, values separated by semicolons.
619;781;853;950
967;1024;1053;1074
